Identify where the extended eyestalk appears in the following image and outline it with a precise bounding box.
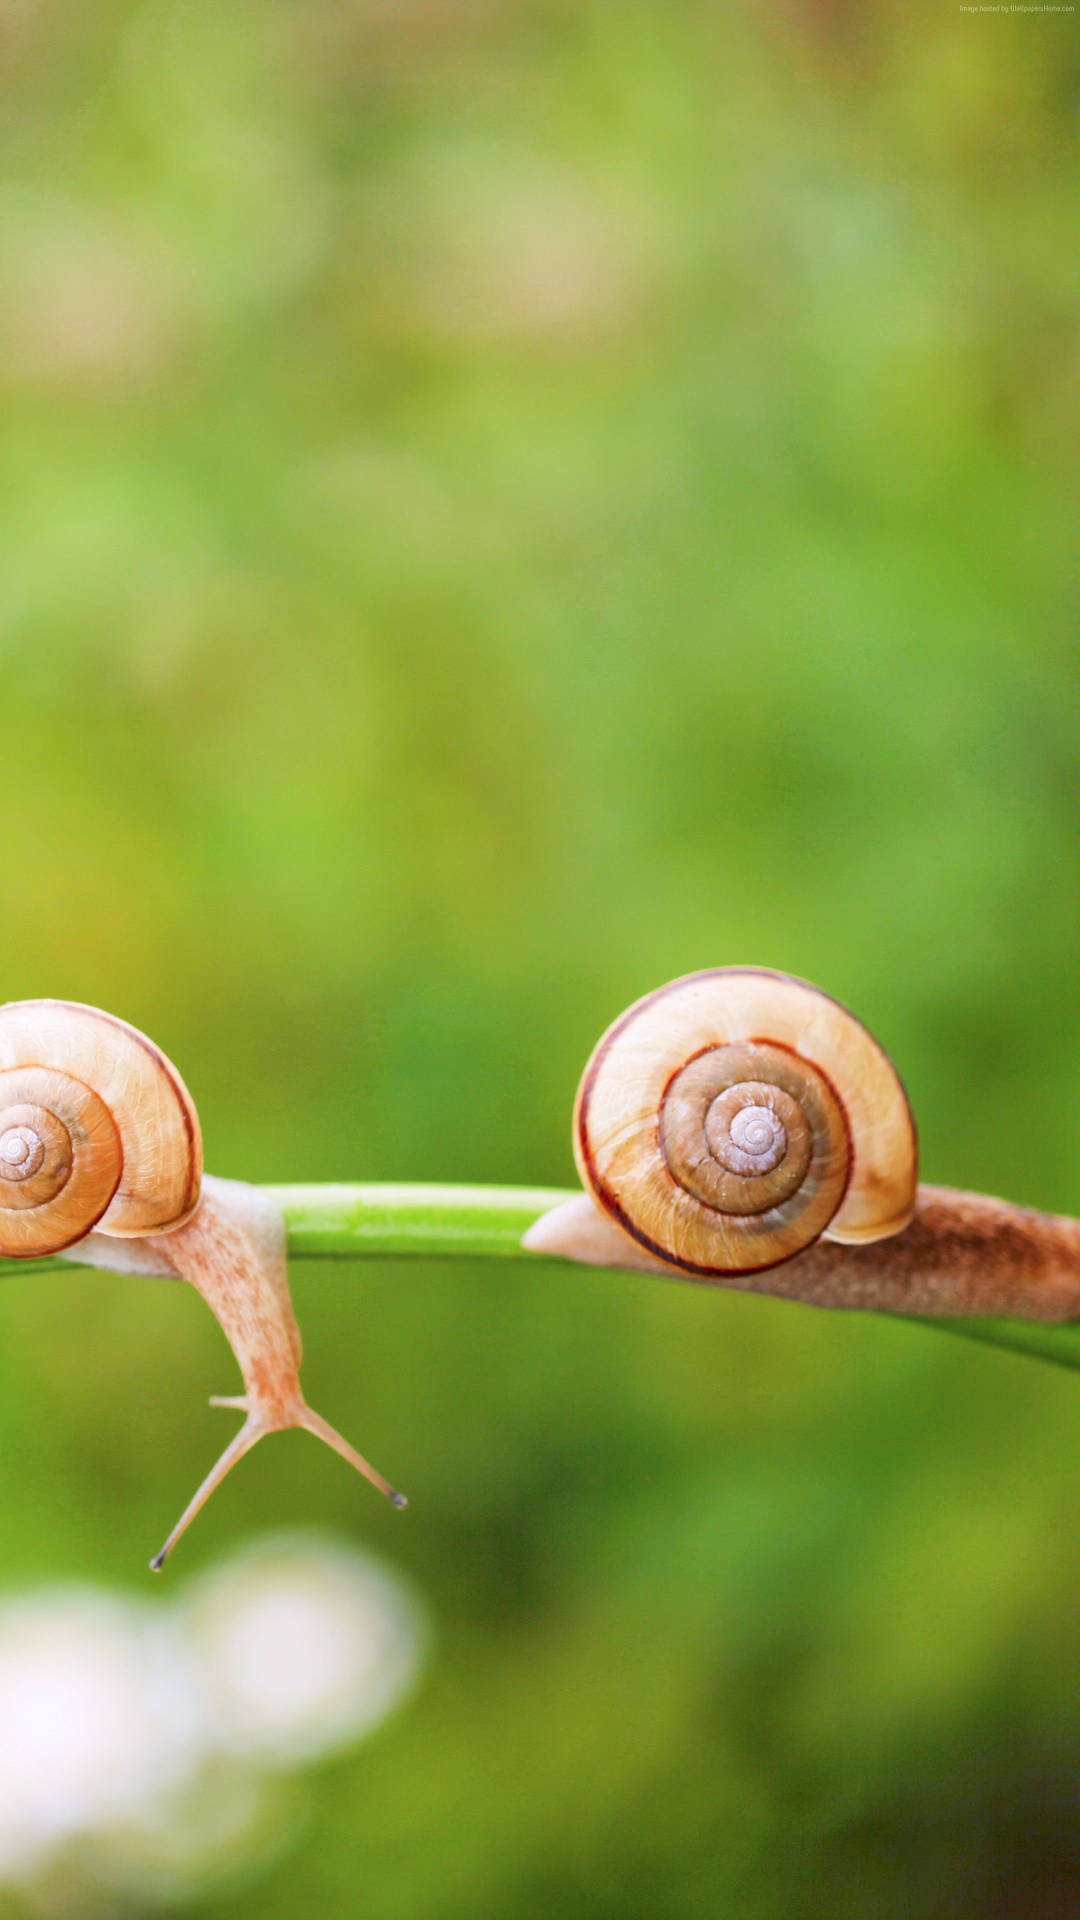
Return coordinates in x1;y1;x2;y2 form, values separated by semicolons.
150;1395;406;1571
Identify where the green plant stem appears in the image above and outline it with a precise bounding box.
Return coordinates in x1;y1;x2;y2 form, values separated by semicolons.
2;1183;1079;1373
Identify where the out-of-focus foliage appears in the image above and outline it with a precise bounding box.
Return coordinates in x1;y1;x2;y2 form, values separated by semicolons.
1;1;1079;1914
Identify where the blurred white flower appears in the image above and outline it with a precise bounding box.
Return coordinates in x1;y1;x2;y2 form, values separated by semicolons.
182;1535;426;1765
0;1591;202;1876
0;1536;426;1905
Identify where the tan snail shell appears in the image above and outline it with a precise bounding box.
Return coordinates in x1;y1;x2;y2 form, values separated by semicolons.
0;1001;202;1256
0;1000;402;1568
573;969;917;1277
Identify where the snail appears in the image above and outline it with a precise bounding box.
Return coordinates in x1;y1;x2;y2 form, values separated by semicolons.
0;1001;404;1569
524;968;1080;1321
7;978;1080;1572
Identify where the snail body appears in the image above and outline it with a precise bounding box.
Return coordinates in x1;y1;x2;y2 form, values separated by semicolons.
0;1001;402;1568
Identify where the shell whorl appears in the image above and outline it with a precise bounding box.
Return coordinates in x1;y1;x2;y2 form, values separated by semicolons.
0;1002;203;1257
574;969;917;1277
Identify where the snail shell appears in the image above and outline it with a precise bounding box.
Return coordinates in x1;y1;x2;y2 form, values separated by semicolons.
0;1001;202;1257
574;969;917;1276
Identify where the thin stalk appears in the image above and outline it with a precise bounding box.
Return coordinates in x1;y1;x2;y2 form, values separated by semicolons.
2;1184;1079;1374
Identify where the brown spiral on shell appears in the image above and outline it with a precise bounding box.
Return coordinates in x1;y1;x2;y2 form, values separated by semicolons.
0;1002;202;1257
574;970;917;1276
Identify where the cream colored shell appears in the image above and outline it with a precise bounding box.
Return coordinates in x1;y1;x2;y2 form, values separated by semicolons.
574;969;917;1277
0;1002;203;1256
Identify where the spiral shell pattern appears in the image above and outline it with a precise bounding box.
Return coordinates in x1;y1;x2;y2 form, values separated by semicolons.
0;1003;202;1257
575;970;917;1276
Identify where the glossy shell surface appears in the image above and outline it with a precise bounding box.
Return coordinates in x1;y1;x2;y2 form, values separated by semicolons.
0;1002;202;1256
575;969;917;1276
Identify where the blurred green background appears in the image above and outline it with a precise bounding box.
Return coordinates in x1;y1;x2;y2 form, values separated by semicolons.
2;0;1080;1913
